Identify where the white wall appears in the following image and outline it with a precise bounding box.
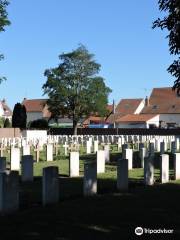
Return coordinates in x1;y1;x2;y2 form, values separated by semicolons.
117;123;146;128
134;100;145;114
27;112;43;123
159;114;180;125
146;115;160;128
22;130;47;142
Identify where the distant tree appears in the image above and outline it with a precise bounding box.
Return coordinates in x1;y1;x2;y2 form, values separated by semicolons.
0;0;10;83
0;117;5;127
12;103;27;128
153;0;180;93
3;118;11;127
30;119;48;129
43;45;112;135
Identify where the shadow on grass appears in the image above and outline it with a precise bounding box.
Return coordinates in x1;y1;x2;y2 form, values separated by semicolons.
1;179;180;239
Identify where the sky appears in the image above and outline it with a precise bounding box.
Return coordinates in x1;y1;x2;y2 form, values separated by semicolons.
0;0;174;109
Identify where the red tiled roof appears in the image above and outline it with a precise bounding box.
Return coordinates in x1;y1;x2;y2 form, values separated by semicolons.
116;114;158;123
22;99;52;118
141;87;180;114
107;98;143;123
22;99;47;112
83;116;106;125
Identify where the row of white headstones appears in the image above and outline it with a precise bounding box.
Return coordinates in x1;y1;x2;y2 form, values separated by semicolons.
0;134;180;214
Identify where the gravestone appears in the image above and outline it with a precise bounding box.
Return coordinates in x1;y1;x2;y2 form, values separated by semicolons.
144;156;154;185
93;140;99;153
21;155;33;182
0;157;6;171
104;145;110;163
46;144;53;161
42;166;59;206
122;148;133;170
0;171;19;213
117;158;128;191
149;142;155;157
160;154;169;183
171;141;176;154
63;142;69;156
69;152;79;177
10;147;20;171
86;141;92;154
160;142;165;154
83;160;97;196
22;145;30;156
139;148;147;168
97;150;105;173
174;153;180;180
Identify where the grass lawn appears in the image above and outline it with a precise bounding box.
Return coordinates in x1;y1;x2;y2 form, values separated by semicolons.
0;147;180;239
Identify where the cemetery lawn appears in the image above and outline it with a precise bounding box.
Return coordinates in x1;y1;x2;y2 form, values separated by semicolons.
1;151;180;239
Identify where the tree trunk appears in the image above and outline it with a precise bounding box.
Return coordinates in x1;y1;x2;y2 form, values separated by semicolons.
73;120;78;135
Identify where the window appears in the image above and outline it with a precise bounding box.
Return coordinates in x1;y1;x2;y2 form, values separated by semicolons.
152;105;157;109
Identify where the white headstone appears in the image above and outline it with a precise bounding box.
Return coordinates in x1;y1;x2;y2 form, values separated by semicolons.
46;144;53;161
174;153;180;180
123;148;133;170
10;147;20;171
97;150;105;173
160;154;169;183
69;152;79;177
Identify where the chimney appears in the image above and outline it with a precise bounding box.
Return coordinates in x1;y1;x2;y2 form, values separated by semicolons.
145;96;149;106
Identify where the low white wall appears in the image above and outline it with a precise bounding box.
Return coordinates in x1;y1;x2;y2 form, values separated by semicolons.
22;130;47;142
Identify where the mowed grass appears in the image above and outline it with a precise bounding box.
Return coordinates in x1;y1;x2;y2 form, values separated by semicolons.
1;146;180;239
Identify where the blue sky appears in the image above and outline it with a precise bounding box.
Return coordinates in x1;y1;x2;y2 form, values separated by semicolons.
0;0;174;109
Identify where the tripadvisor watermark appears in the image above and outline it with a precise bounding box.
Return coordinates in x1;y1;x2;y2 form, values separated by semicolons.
135;227;174;236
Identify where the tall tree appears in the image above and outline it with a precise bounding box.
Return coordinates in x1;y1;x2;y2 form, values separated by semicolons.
12;103;27;128
0;0;10;83
43;45;112;134
153;0;180;93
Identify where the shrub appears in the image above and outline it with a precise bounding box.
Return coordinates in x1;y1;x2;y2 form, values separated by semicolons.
29;119;48;129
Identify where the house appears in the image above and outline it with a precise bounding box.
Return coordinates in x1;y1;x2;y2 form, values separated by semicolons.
141;87;180;128
22;98;49;122
115;114;159;128
107;99;145;126
82;104;113;127
0;99;12;120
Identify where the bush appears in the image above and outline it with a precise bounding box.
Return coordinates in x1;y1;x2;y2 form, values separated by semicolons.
29;119;49;129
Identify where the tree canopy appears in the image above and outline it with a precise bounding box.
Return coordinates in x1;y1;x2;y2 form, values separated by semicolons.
0;0;10;83
153;0;180;93
43;45;112;134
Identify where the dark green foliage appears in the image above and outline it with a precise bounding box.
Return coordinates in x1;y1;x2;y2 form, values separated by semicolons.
43;45;112;134
12;103;27;128
153;0;180;93
3;118;11;127
30;119;48;129
0;0;10;83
